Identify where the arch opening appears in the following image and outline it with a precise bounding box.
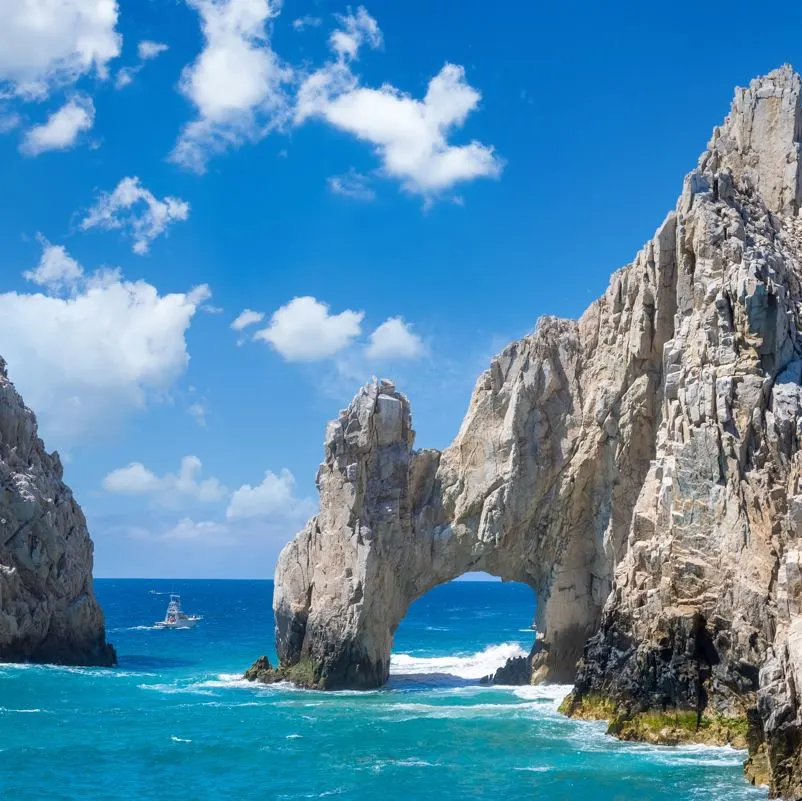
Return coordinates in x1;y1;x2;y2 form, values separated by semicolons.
263;377;623;690
388;577;537;689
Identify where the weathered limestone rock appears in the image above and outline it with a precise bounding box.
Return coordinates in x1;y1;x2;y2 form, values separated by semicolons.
253;65;802;797
0;358;115;666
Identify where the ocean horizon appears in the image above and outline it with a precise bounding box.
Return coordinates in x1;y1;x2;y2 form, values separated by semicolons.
0;579;766;800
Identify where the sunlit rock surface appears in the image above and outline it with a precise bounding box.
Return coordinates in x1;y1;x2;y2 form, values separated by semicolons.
0;358;115;666
258;65;802;797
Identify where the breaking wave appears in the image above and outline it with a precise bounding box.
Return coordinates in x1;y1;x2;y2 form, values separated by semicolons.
390;642;526;680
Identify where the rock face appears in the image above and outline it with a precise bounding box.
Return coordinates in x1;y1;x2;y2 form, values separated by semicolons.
0;358;115;666
259;65;802;797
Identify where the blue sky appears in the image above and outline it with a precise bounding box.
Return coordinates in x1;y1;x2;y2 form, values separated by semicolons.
2;0;801;578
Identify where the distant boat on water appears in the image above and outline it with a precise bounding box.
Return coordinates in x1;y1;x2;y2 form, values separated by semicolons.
154;594;202;629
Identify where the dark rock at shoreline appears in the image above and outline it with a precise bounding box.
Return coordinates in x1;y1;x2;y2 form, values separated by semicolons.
480;654;532;686
0;357;115;668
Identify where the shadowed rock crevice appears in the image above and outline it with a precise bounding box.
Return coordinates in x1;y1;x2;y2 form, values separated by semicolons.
0;358;115;667
250;65;802;798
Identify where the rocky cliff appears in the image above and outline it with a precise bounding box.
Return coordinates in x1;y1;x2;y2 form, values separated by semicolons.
252;65;802;798
0;358;115;666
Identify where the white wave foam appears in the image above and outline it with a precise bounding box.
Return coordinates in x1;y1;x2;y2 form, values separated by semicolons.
390;642;526;679
383;700;542;720
170;736;192;743
369;758;437;772
286;733;302;739
140;672;286;698
513;683;574;711
0;707;44;713
139;682;215;697
0;663;147;679
620;742;747;767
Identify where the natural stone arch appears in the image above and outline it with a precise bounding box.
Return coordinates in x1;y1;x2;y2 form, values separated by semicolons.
270;261;671;689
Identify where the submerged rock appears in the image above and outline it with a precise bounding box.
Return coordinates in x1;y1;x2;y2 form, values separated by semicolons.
480;649;534;686
262;65;802;797
0;358;115;666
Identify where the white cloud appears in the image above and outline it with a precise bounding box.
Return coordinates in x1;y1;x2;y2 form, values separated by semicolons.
22;236;83;291
230;308;264;331
297;61;501;196
254;296;363;361
20;95;95;156
0;241;209;443
103;462;162;494
0;111;21;133
171;0;292;172
163;518;230;543
188;400;208;428
329;6;382;61
114;40;169;89
0;0;121;99
227;468;313;520
366;317;424;360
103;455;227;506
114;66;137;89
138;40;169;60
292;15;322;31
328;169;375;201
81;176;190;254
125;517;232;546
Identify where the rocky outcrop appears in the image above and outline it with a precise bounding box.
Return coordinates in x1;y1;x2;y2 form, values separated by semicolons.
253;65;802;797
480;644;537;686
0;358;115;666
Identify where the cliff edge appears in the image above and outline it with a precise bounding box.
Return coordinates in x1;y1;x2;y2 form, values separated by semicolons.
252;65;802;798
0;357;115;666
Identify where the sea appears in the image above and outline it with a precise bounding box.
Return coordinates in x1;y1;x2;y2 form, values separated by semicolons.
0;580;768;800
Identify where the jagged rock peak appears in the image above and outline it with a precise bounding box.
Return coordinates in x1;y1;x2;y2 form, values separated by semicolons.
704;64;802;215
0;360;115;666
256;66;802;798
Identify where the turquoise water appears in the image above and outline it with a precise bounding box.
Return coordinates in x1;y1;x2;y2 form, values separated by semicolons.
0;580;767;800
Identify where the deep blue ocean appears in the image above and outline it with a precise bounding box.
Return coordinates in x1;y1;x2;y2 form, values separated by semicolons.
0;580;767;800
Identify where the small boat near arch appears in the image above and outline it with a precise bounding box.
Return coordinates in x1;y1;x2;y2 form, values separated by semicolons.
154;594;202;629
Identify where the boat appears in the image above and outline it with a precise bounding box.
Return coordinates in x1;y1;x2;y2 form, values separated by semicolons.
154;594;202;629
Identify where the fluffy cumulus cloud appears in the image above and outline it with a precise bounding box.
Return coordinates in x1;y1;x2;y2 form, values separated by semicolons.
254;296;364;362
226;468;313;520
292;15;321;31
230;308;264;331
103;455;227;506
294;10;501;198
366;317;424;360
20;95;95;155
327;169;375;201
329;6;382;61
299;63;502;197
22;236;83;290
0;239;210;443
115;40;169;89
0;0;121;99
80;176;190;254
138;40;169;60
171;0;292;172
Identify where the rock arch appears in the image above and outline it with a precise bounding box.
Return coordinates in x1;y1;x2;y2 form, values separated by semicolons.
250;65;802;797
271;258;673;689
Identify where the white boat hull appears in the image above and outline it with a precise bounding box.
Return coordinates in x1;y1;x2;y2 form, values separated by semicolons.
154;594;201;629
154;617;200;630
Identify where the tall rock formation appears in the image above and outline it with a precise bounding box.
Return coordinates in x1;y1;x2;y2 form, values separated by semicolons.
253;66;802;797
0;358;115;666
